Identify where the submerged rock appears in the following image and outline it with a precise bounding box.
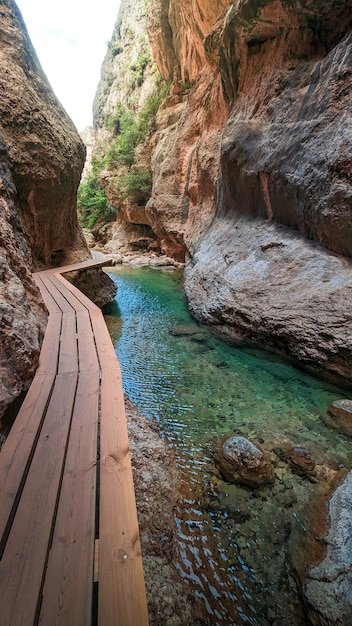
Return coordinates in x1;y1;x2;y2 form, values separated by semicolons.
216;436;274;488
321;399;352;437
169;325;208;343
274;445;317;480
304;471;352;626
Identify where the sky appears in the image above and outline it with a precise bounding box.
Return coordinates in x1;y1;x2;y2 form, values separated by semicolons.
15;0;121;131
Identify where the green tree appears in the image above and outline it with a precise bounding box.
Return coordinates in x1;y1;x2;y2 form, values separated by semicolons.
78;174;114;228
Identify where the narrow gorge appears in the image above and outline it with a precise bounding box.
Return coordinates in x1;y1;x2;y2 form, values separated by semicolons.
1;0;352;624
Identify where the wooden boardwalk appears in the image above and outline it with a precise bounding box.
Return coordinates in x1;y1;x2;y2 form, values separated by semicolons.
0;258;149;626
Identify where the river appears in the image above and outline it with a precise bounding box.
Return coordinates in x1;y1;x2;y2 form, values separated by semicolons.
104;265;351;625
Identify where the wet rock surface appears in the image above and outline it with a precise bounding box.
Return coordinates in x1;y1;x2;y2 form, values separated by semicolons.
321;399;352;437
216;435;275;488
304;471;352;626
274;445;317;480
125;397;209;625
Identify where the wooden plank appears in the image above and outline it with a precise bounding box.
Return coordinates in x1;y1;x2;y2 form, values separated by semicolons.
33;273;62;314
94;540;99;583
90;309;121;372
37;313;62;376
39;372;99;626
0;374;55;555
52;258;113;275
39;272;75;314
76;310;100;372
56;273;100;312
49;273;87;313
0;372;78;626
98;368;149;626
58;312;78;374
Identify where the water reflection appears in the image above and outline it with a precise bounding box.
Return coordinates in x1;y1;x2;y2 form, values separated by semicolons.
104;266;351;625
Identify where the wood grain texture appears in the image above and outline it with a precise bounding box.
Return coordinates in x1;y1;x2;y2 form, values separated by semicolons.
0;374;55;556
39;272;74;313
99;368;149;626
33;273;61;314
56;273;100;312
58;312;78;374
39;372;99;626
0;373;78;626
49;273;87;312
36;312;62;375
76;310;100;372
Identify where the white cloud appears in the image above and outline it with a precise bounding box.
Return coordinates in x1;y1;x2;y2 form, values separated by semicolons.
15;0;121;130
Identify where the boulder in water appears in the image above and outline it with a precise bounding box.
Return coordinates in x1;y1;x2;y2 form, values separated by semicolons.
216;436;274;488
274;445;317;480
321;399;352;437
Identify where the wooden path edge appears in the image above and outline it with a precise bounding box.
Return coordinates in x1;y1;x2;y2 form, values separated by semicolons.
0;256;149;626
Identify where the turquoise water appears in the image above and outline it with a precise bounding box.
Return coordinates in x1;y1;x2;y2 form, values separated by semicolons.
104;266;351;625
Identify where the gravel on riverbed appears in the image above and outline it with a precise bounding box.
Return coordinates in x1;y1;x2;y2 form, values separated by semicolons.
125;397;207;625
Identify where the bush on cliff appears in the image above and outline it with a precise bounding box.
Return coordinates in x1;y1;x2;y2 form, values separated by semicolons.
113;167;152;202
78;170;114;228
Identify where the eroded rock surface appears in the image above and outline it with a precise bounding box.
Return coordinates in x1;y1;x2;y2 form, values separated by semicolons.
304;471;352;626
94;0;352;385
0;133;47;425
185;217;352;386
0;0;91;425
0;0;88;267
321;399;352;436
274;445;317;480
65;268;117;309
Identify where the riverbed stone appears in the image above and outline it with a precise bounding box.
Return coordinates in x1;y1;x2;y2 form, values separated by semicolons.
321;399;352;437
169;324;208;343
304;471;352;626
216;436;274;488
274;445;317;480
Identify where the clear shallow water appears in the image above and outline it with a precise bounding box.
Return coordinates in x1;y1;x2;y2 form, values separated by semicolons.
104;266;352;625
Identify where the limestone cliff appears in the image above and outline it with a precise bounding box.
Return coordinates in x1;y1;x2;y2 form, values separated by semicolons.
0;0;90;426
0;132;46;434
91;0;352;385
0;0;88;268
89;0;166;254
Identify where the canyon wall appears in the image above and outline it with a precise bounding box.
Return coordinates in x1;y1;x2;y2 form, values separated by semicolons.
93;0;352;387
0;0;89;425
183;0;352;386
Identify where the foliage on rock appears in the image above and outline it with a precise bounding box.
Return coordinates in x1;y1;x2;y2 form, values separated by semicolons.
78;159;115;228
85;0;170;233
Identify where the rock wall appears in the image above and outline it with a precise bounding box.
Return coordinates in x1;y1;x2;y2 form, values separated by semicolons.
0;133;47;429
90;0;167;253
93;0;352;382
145;0;230;258
218;4;352;258
147;0;352;384
0;0;90;425
0;0;88;268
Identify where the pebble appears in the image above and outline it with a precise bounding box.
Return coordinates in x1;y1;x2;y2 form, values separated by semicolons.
237;536;248;549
